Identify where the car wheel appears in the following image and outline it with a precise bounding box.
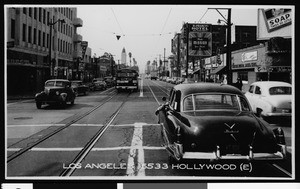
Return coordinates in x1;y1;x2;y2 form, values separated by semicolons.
36;102;42;109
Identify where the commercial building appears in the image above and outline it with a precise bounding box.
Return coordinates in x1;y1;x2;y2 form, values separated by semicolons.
6;6;83;95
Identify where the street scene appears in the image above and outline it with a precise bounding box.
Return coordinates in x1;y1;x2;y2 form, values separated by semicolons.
5;5;294;180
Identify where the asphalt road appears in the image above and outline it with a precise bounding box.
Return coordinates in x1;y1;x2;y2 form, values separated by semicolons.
6;78;293;179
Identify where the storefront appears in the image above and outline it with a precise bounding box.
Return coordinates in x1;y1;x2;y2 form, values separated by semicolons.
232;41;291;92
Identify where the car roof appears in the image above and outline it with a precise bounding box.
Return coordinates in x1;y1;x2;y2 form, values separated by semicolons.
46;79;70;82
174;82;244;96
250;81;291;88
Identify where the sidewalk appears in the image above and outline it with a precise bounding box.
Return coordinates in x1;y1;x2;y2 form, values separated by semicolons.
7;94;35;101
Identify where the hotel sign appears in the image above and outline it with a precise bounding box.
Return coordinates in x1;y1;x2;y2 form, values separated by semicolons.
242;51;258;62
263;9;292;32
188;24;212;57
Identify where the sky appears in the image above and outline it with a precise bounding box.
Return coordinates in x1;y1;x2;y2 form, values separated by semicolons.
75;5;277;73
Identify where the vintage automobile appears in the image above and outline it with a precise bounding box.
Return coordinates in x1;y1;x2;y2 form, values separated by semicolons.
71;80;89;96
35;79;76;109
245;81;292;119
155;83;286;162
104;76;115;88
90;78;107;91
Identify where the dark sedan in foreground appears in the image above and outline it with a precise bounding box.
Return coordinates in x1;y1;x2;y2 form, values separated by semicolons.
155;83;286;162
35;79;76;109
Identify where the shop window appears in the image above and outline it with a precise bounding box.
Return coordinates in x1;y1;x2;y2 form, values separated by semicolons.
28;26;32;43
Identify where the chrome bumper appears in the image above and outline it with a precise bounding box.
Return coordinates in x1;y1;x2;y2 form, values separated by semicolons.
176;143;286;161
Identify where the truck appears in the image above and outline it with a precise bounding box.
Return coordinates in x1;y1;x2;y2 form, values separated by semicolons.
150;70;158;80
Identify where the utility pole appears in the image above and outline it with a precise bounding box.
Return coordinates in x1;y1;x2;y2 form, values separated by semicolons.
185;23;189;81
163;48;166;77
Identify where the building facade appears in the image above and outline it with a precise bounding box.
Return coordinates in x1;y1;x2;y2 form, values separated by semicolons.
6;7;83;95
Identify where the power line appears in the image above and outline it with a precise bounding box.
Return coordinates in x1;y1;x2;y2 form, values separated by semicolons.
198;9;209;23
159;8;173;35
111;7;125;36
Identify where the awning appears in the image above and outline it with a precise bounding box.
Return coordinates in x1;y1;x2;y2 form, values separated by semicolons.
211;66;226;75
192;69;201;75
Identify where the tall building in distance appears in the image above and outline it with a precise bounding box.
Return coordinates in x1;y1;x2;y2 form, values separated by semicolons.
121;47;126;65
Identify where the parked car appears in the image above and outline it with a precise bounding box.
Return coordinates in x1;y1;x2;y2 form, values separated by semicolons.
155;82;286;163
245;81;292;119
35;79;76;109
104;76;115;88
90;78;107;91
71;80;89;96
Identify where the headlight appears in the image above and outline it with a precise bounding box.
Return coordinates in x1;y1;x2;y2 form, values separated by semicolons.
56;91;60;95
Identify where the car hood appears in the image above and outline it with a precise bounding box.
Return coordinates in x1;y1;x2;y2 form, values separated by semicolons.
177;111;277;153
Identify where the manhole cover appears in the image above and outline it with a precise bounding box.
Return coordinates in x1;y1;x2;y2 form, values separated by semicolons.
14;117;33;120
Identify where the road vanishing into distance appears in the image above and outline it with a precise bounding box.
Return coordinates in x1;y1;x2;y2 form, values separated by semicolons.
6;76;293;180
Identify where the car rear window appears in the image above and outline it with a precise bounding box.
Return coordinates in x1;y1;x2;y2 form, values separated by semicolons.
183;94;244;111
269;87;291;95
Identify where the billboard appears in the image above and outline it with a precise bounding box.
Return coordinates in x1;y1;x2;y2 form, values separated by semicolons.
188;24;212;56
257;8;293;40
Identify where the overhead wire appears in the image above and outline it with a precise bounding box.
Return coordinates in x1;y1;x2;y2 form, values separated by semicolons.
198;9;209;23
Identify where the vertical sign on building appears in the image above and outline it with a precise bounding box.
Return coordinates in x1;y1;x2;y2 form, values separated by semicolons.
188;24;212;57
80;41;88;71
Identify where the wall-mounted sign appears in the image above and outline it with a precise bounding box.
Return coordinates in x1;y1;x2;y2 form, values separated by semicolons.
81;41;88;59
242;51;258;62
263;9;292;33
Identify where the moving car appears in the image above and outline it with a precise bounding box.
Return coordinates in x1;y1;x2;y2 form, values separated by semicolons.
35;79;76;109
155;83;286;162
71;80;89;96
90;78;107;91
245;81;292;119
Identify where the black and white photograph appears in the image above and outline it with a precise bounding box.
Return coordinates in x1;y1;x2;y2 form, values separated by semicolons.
4;4;295;180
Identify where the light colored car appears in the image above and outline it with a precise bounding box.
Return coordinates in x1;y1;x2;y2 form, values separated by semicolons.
245;81;292;118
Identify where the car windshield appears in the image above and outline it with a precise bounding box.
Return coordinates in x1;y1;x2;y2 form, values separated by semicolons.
45;81;67;87
269;86;291;95
71;82;80;87
183;94;250;111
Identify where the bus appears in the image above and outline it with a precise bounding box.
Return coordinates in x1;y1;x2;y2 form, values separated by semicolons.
115;68;139;92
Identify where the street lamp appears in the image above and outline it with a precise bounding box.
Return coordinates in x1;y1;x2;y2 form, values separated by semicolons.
48;18;65;78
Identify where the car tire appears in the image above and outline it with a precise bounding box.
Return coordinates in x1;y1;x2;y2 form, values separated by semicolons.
36;102;42;109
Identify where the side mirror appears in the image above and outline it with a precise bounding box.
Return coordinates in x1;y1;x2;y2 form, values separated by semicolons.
162;97;167;102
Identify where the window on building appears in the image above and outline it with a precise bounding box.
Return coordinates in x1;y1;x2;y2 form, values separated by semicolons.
237;72;248;83
43;9;46;24
58;39;60;51
70;10;73;20
22;24;26;42
58;21;60;32
28;26;32;43
47;11;50;25
38;30;41;46
39;8;42;22
52;36;54;50
33;28;36;44
34;8;37;19
23;8;26;14
47;34;49;48
29;8;32;17
42;32;45;47
10;19;15;39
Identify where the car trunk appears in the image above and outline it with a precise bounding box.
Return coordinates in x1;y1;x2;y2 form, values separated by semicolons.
179;111;278;155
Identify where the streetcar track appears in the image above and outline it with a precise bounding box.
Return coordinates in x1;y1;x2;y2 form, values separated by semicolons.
60;92;131;176
7;90;119;163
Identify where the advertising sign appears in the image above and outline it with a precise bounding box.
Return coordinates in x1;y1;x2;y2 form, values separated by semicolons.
241;51;258;62
188;24;212;56
263;9;291;32
81;41;88;59
257;8;293;40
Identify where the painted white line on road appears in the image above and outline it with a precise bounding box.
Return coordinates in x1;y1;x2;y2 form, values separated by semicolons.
126;122;145;176
139;78;144;97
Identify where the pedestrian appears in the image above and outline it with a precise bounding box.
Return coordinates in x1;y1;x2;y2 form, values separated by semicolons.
235;77;243;91
221;75;227;85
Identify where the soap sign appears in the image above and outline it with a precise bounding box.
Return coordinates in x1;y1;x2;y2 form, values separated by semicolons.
263;9;292;32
